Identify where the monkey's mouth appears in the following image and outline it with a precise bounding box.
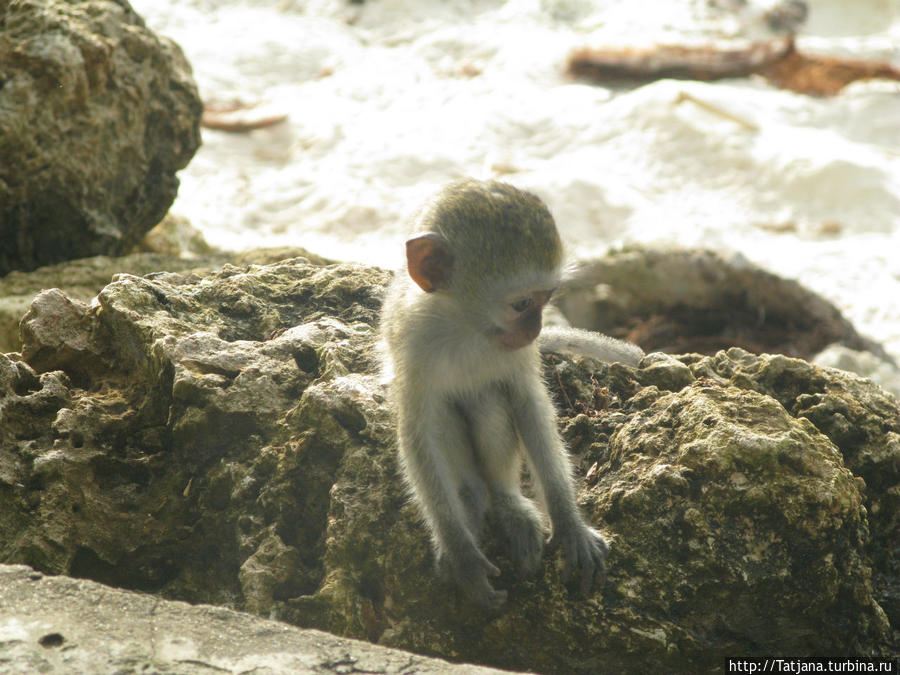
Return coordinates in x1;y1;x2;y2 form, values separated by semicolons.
495;324;542;350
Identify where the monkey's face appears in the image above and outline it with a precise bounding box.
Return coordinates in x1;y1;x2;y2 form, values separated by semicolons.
491;288;554;351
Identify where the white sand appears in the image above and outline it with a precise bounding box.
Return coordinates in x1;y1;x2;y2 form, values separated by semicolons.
130;0;900;389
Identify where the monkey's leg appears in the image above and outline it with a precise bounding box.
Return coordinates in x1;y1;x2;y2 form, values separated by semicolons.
465;388;545;579
507;375;609;594
456;479;489;543
398;397;507;608
447;403;490;541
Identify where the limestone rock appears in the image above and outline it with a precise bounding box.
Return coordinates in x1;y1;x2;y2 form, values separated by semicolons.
598;374;882;659
0;247;330;353
0;258;896;671
133;214;219;258
815;344;900;398
556;246;895;364
0;564;510;674
0;0;202;275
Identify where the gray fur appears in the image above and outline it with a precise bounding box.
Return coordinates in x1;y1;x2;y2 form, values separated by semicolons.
380;181;639;607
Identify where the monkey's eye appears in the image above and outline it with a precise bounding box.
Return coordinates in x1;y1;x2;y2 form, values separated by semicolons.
511;298;534;313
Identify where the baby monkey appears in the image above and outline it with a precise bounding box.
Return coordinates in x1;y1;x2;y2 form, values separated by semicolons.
380;180;643;608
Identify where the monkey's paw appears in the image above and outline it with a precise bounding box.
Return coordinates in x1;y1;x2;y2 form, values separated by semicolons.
550;522;608;595
489;493;545;578
508;520;544;579
437;547;508;609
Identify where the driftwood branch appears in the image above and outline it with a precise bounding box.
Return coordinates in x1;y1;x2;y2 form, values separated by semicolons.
567;36;900;96
568;37;793;83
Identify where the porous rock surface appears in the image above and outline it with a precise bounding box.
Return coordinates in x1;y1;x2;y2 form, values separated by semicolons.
0;258;897;672
0;564;509;674
0;245;329;353
0;0;202;276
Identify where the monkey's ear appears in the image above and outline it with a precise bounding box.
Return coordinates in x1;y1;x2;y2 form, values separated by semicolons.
406;233;453;293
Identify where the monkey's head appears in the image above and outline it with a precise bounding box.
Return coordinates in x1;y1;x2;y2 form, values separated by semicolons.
406;180;563;351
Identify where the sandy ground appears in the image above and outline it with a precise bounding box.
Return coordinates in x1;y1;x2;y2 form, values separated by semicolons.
129;0;900;389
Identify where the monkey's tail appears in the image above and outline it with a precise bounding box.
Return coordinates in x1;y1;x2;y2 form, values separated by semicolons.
538;326;644;366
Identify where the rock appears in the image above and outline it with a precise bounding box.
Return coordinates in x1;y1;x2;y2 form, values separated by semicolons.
688;348;900;637
599;372;883;659
556;246;895;365
1;259;389;599
815;344;900;399
0;564;511;674
0;0;202;276
18;289;103;384
0;258;896;671
133;213;220;258
0;247;331;353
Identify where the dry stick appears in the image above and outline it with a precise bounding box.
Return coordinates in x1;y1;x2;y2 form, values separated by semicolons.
548;354;577;414
201;102;289;132
674;91;758;131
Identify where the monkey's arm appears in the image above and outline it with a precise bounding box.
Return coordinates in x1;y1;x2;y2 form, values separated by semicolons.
396;395;508;608
538;326;643;366
508;373;608;593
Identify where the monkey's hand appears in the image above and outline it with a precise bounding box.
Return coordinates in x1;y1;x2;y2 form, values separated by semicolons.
550;521;608;595
437;547;508;609
490;493;545;579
